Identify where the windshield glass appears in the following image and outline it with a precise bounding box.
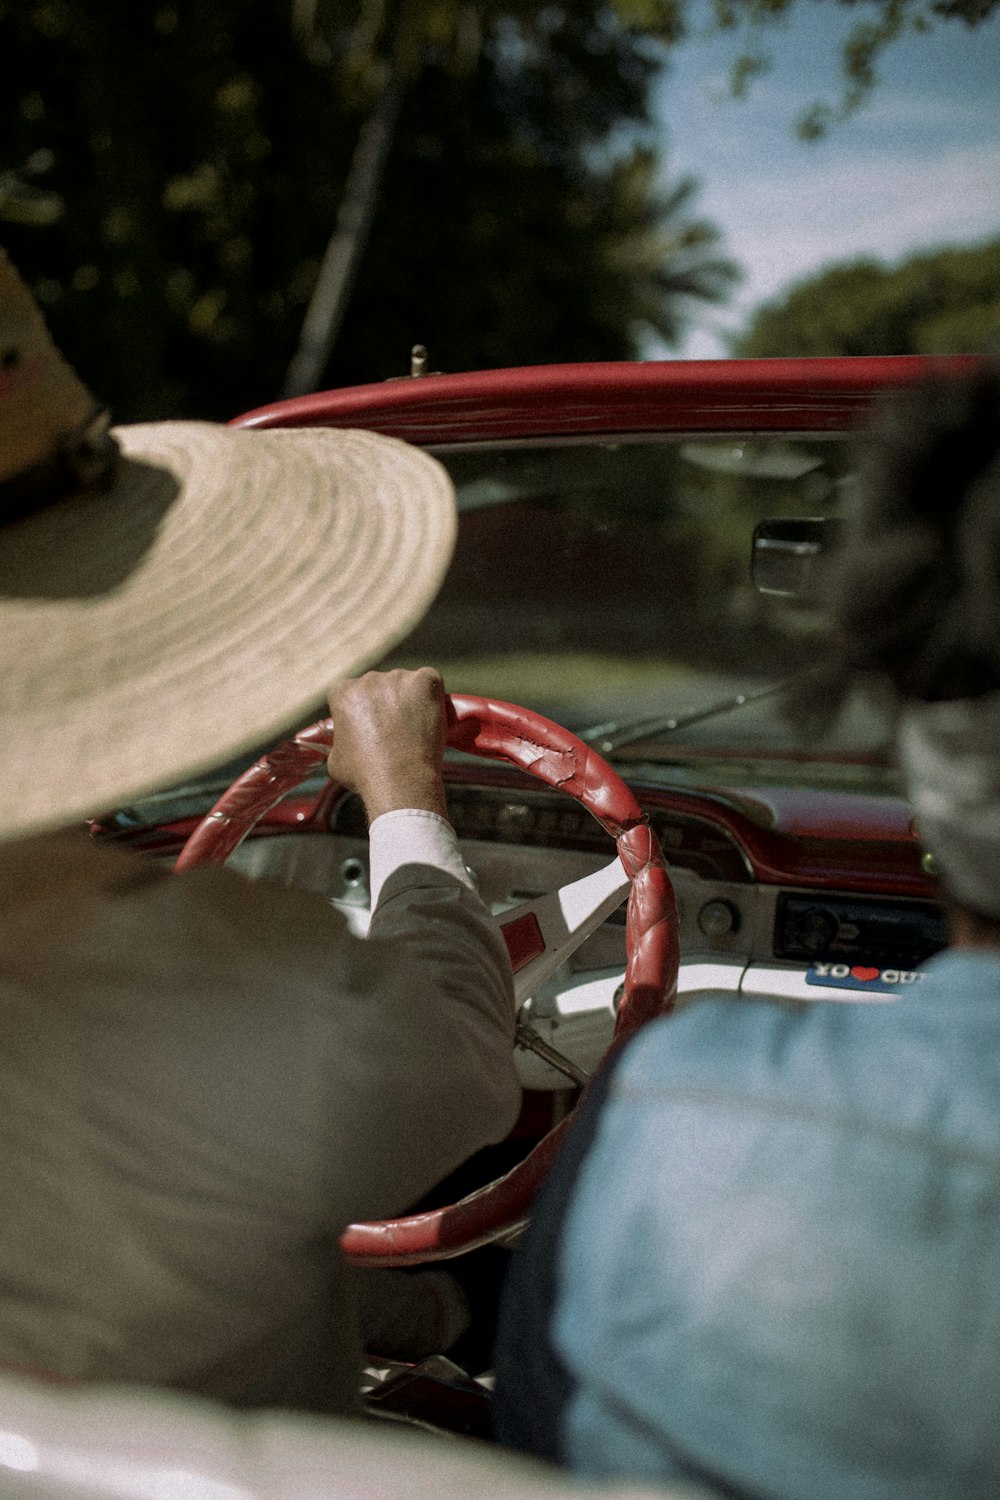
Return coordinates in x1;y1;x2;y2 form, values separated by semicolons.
382;434;897;791
111;431;898;829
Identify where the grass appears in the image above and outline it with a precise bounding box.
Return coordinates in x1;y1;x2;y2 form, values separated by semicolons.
389;651;702;716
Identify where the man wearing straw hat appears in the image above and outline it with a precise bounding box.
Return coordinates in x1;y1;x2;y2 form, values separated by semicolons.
0;248;519;1412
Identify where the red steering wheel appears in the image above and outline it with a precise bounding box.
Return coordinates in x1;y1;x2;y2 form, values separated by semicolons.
175;695;679;1264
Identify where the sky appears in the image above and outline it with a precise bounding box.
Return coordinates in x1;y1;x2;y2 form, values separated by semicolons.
646;2;1000;359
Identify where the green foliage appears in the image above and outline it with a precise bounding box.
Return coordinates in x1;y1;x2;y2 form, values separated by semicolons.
333;56;738;383
0;0;735;421
665;0;999;137
1;0;359;419
734;238;1000;357
1;0;992;420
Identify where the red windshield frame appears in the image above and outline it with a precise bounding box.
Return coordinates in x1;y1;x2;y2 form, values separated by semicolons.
231;355;981;443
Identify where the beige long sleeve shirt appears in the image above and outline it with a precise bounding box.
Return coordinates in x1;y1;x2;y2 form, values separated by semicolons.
0;825;518;1411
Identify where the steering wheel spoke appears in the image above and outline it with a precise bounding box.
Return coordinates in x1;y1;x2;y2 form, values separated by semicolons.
499;854;631;1004
514;1017;591;1088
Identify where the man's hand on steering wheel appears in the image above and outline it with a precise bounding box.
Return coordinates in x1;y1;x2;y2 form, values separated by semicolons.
176;674;678;1261
326;668;450;824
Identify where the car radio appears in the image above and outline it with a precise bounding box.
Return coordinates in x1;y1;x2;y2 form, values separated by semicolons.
774;892;948;968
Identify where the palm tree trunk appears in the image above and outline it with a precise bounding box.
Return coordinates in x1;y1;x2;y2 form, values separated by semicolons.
281;56;404;398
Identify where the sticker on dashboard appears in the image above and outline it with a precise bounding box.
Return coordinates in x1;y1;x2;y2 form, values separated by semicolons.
806;963;928;994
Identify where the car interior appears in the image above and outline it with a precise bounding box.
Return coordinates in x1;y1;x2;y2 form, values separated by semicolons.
84;365;951;1439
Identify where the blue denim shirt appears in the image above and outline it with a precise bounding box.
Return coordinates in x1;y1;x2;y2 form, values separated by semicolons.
494;949;1000;1500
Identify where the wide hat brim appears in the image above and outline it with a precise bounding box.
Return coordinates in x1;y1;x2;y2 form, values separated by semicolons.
0;420;456;839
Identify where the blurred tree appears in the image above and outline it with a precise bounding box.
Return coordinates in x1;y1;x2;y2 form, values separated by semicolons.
282;0;1000;387
2;0;991;419
616;0;999;139
0;0;735;421
332;13;738;385
734;238;1000;356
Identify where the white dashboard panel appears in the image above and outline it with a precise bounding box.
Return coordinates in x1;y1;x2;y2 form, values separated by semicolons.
225;830;913;1091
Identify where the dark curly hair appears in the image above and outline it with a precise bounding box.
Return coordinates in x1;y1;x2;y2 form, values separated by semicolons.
829;363;1000;703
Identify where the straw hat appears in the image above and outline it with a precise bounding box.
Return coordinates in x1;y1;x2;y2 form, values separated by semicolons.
0;248;456;839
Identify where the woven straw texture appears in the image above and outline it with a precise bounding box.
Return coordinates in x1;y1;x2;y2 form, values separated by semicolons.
0;421;456;837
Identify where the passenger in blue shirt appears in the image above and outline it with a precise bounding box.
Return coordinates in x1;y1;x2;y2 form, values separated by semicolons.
492;365;1000;1500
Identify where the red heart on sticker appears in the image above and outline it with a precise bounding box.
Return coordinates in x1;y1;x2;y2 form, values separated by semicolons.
851;966;880;981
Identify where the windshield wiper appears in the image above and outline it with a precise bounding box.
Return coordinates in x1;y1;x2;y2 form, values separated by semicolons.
579;676;802;755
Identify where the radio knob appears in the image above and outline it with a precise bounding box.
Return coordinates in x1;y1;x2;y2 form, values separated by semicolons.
698;899;740;939
791;905;839;953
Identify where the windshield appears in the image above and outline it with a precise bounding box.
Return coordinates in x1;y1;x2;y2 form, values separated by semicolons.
109;430;899;830
382;433;897;792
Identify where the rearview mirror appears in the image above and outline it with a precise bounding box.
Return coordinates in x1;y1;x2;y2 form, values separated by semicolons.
751;517;843;599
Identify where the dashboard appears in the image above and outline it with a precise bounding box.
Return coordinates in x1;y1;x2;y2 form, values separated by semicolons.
219;772;948;1094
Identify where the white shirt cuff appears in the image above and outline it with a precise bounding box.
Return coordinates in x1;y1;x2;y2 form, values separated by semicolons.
368;808;473;909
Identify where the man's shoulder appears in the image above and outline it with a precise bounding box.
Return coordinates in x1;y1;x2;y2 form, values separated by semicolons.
611;991;825;1100
606;952;1000;1155
923;944;1000;996
608;978;934;1120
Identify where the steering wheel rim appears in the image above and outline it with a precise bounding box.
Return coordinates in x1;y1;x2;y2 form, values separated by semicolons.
174;694;679;1263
